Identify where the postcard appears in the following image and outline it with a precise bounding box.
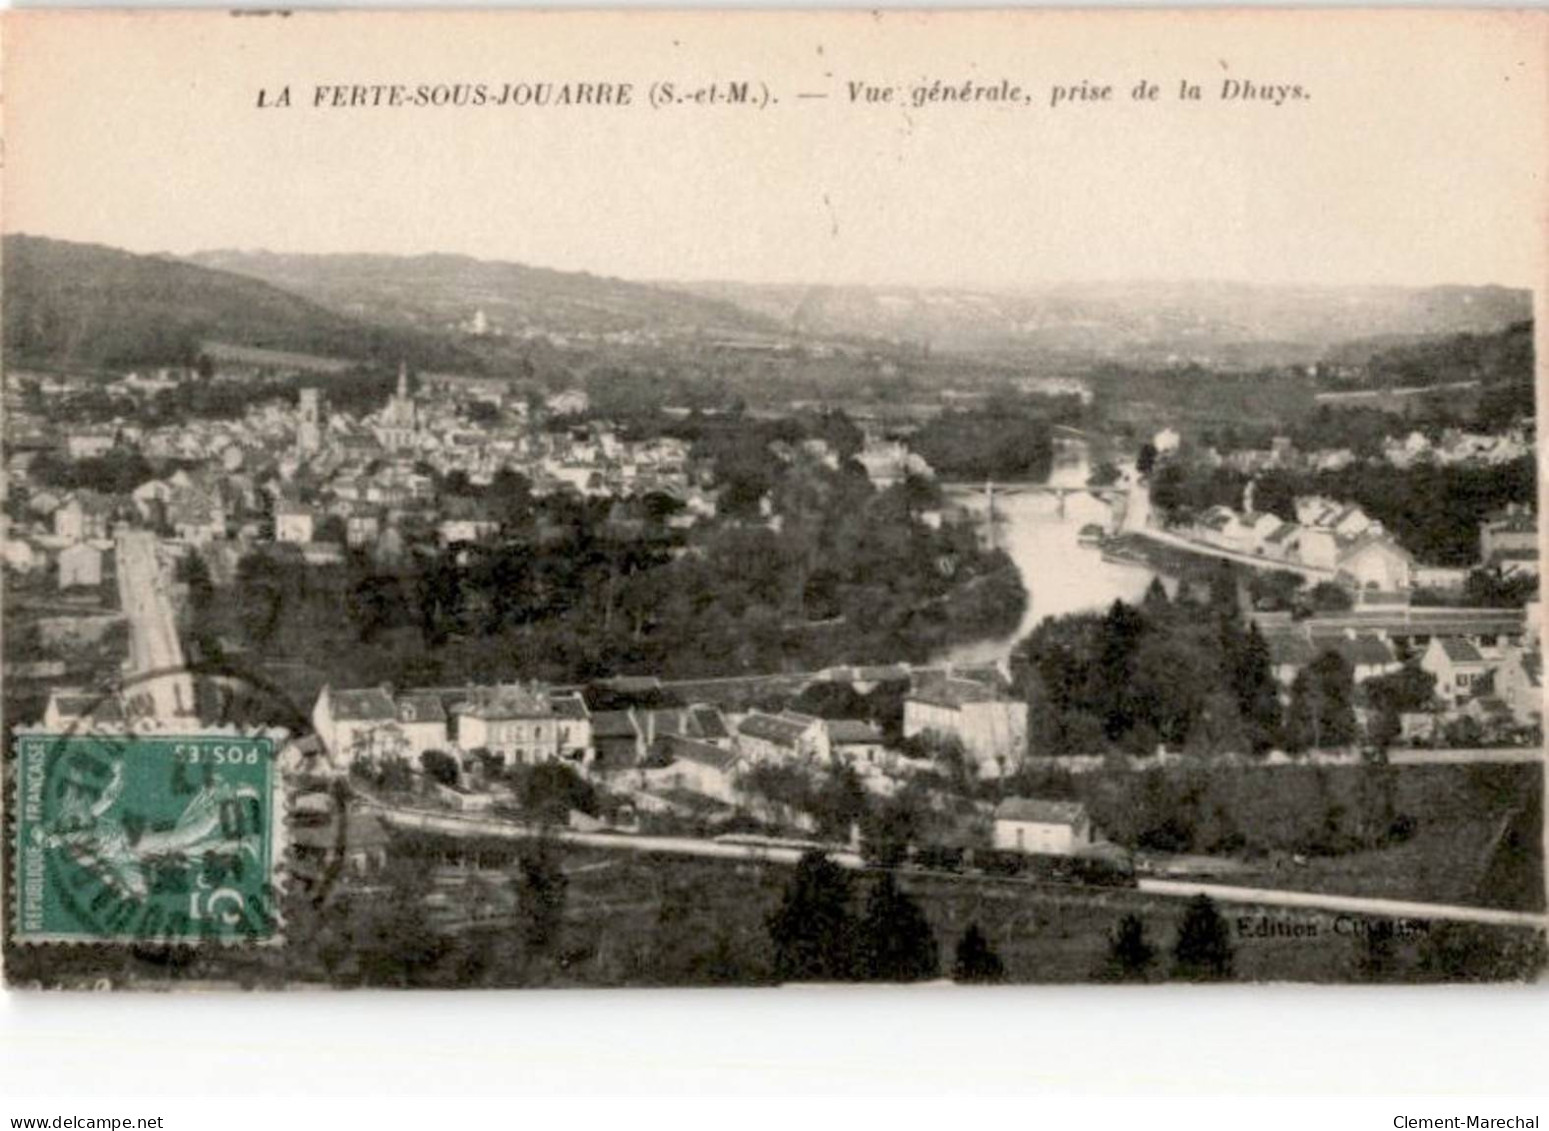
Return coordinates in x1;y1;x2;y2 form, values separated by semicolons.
2;9;1544;988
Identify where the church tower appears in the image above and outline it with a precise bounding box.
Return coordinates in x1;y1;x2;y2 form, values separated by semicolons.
381;361;418;451
297;388;322;455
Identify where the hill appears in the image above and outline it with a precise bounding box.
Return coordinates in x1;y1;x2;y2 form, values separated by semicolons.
2;235;480;372
185;249;783;341
673;280;1532;368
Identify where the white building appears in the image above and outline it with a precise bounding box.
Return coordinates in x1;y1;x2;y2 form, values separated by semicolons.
1336;534;1413;593
393;691;450;759
57;542;103;590
312;685;400;766
1419;637;1492;708
275;503;316;545
992;797;1093;856
903;675;1027;775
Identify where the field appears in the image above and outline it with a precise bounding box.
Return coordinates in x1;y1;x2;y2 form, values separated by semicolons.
534;846;1546;985
1067;762;1544;913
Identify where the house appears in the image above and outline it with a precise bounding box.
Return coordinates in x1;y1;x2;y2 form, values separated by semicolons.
1246;512;1283;553
1336;534;1413;593
1420;637;1493;708
42;690;126;732
1330;506;1374;539
1261;521;1300;561
3;539;39;575
548;691;595;762
992;797;1093;856
1264;633;1317;687
736;711;827;765
275;502;316;545
345;513;381;548
438;517;499;546
1493;647;1543;727
903;675;1028;775
1297;527;1339;571
1321;632;1401;684
823;718;888;768
167;490;226;546
394;691;449;759
638;735;740;804
57;542;103;590
312;685;400;766
1479;504;1536;562
54;491;115;543
590;709;643;770
454;683;562;766
1488;549;1540;580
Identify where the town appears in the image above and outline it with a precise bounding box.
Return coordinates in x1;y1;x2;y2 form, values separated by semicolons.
2;236;1543;989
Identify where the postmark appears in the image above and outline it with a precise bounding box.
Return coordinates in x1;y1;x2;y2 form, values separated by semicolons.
13;731;280;945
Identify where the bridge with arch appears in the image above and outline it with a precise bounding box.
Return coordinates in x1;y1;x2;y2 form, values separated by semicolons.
940;480;1129;517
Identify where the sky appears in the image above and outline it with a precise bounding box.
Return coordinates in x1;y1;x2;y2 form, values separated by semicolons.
3;9;1545;290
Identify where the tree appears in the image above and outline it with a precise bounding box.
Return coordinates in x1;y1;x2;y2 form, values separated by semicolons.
813;762;869;843
315;513;347;545
1307;581;1354;614
862;789;924;867
952;923;1005;984
1364;661;1437;750
1097;913;1156;982
858;872;939;982
1172;894;1234;981
419;748;459;788
1284;651;1358;752
518;761;597;824
1136;442;1159;478
347;856;449;987
1087;461;1121;488
1230;621;1283;754
792;680;869;720
767;851;859;983
515;836;569;956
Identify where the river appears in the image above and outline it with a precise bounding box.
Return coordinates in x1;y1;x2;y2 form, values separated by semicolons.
940;442;1175;666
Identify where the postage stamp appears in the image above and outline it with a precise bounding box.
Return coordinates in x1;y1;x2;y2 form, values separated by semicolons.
12;732;280;945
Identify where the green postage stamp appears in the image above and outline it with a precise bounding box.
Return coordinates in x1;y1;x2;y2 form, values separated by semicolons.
13;733;280;944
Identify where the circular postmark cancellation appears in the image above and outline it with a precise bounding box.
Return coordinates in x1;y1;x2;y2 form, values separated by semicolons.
8;659;342;949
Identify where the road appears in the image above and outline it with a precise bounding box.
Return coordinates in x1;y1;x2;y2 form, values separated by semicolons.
115;531;195;719
1388;747;1544;766
366;801;1547;931
1136;879;1545;931
1125;523;1335;580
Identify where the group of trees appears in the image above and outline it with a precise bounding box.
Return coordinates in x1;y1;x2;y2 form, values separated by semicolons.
766;859;1246;985
1014;584;1284;759
1094;897;1234;983
906;398;1063;482
1071;759;1411;858
767;851;1004;984
224;412;1026;689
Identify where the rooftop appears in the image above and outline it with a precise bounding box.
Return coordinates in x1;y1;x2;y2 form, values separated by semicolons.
396;692;447;724
737;712;812;747
994;797;1088;827
456;682;553;719
326;687;397;722
1435;637;1485;665
909;675;1006;709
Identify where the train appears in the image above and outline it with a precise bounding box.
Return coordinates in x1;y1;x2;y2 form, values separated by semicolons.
880;842;1136;888
713;832;1137;889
